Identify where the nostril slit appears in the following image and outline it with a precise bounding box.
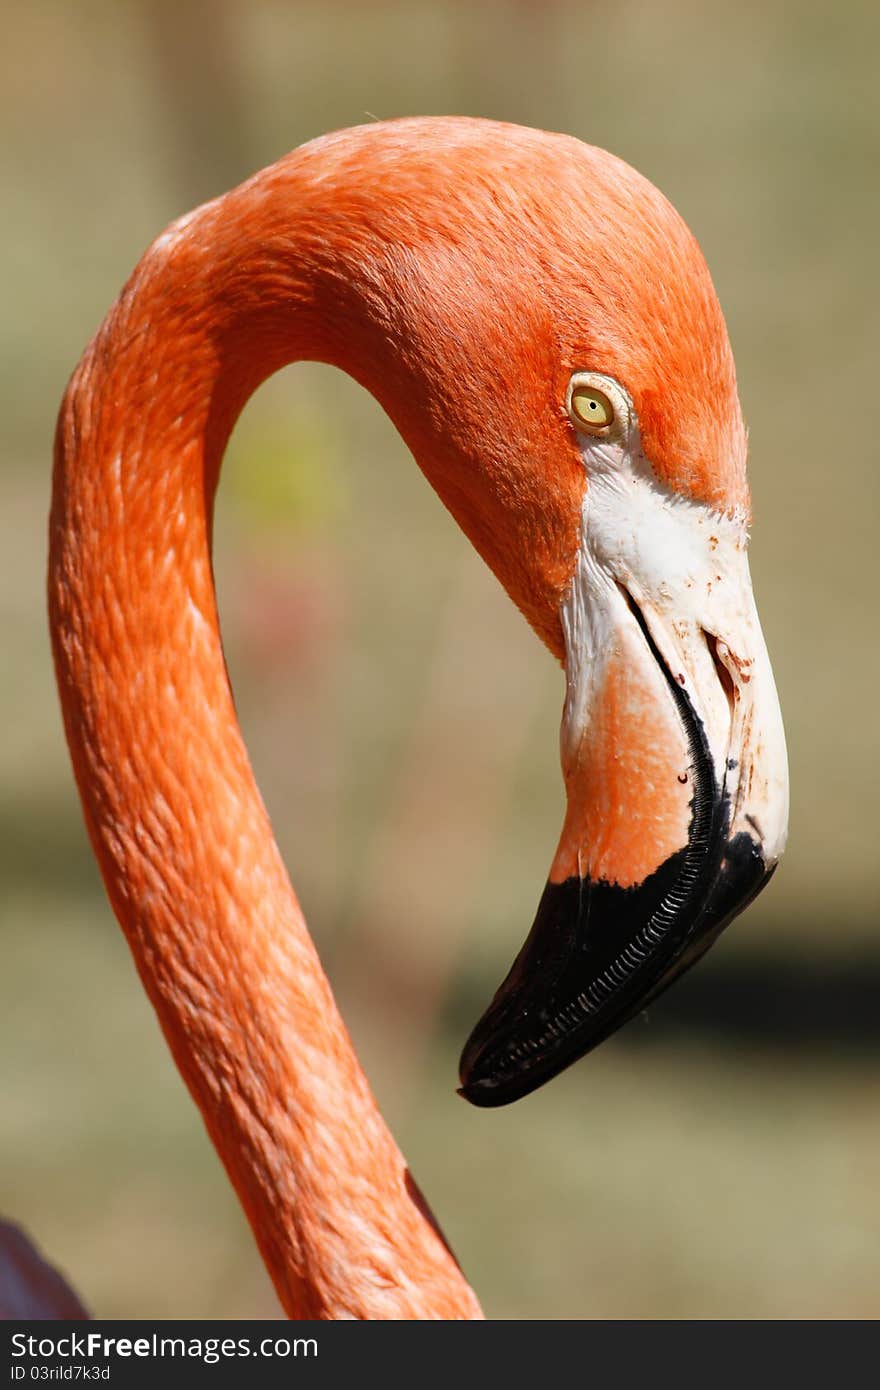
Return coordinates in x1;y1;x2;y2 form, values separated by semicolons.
703;630;736;717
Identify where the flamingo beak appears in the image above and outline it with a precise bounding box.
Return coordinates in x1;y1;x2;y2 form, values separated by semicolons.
460;479;788;1106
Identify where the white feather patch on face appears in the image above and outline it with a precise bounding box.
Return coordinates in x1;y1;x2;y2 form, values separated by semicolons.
562;382;789;868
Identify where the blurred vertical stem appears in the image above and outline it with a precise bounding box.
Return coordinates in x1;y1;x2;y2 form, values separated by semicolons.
139;0;256;205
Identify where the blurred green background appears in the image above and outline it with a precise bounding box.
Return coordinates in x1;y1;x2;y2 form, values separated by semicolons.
3;0;879;1319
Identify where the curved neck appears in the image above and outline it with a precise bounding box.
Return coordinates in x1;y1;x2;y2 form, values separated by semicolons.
49;148;482;1319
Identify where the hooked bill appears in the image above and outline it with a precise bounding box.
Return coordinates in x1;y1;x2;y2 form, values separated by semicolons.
460;388;788;1106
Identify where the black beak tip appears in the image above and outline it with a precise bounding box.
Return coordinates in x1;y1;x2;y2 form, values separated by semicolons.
455;830;776;1108
457;1068;525;1109
457;1079;492;1107
458;1086;504;1110
457;1047;498;1107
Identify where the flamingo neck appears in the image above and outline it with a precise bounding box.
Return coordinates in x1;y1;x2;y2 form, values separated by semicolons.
48;148;482;1320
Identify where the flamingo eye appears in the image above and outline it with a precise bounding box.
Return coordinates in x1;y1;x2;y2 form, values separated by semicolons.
568;383;614;433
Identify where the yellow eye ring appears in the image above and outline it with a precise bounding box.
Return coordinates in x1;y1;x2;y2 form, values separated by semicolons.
568;384;614;434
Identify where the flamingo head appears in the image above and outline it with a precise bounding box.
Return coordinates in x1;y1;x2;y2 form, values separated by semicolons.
315;120;790;1103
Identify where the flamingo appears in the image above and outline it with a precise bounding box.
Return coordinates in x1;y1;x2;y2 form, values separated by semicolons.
45;116;788;1320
